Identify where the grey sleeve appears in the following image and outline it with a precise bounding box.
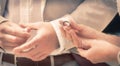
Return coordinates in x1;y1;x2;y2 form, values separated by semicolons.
117;0;120;15
71;0;117;31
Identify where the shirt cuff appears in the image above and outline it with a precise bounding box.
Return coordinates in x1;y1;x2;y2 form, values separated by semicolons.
50;15;75;55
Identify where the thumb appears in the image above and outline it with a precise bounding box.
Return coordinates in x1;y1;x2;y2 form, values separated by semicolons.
70;21;85;32
77;40;92;57
13;34;39;55
81;40;93;50
70;29;92;50
70;30;82;48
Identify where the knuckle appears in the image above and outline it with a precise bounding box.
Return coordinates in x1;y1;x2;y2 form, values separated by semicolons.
11;37;23;43
11;37;18;42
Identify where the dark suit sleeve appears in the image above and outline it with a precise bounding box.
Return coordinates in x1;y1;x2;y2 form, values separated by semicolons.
70;0;117;31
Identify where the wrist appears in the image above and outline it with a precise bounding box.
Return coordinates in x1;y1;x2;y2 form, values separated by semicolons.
50;15;75;54
101;34;120;46
47;22;59;48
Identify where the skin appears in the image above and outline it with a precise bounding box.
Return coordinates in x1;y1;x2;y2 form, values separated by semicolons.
13;22;59;61
60;20;120;64
0;22;30;50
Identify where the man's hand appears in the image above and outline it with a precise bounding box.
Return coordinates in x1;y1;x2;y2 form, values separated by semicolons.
0;22;30;49
13;22;59;61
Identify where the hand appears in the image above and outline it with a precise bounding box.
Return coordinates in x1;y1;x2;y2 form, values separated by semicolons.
77;39;120;64
61;19;120;47
60;20;120;63
0;22;30;49
60;20;104;40
13;22;59;61
68;30;120;64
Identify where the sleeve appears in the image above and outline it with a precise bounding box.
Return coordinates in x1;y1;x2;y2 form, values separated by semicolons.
71;0;117;31
50;0;118;55
117;0;120;15
0;16;8;24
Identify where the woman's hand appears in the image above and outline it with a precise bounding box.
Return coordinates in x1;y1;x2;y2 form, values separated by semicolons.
75;38;120;64
59;19;120;64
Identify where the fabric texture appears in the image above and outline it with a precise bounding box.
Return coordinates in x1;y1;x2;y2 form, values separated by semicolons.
117;0;120;15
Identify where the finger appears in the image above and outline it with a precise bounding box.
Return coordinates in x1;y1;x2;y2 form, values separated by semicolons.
81;40;93;50
24;27;33;33
16;48;47;61
25;46;44;58
13;34;40;55
64;28;73;40
59;20;73;40
63;26;71;32
2;26;30;38
2;41;21;47
70;21;100;38
70;30;82;48
70;21;84;31
19;23;39;30
1;34;27;44
13;42;35;55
